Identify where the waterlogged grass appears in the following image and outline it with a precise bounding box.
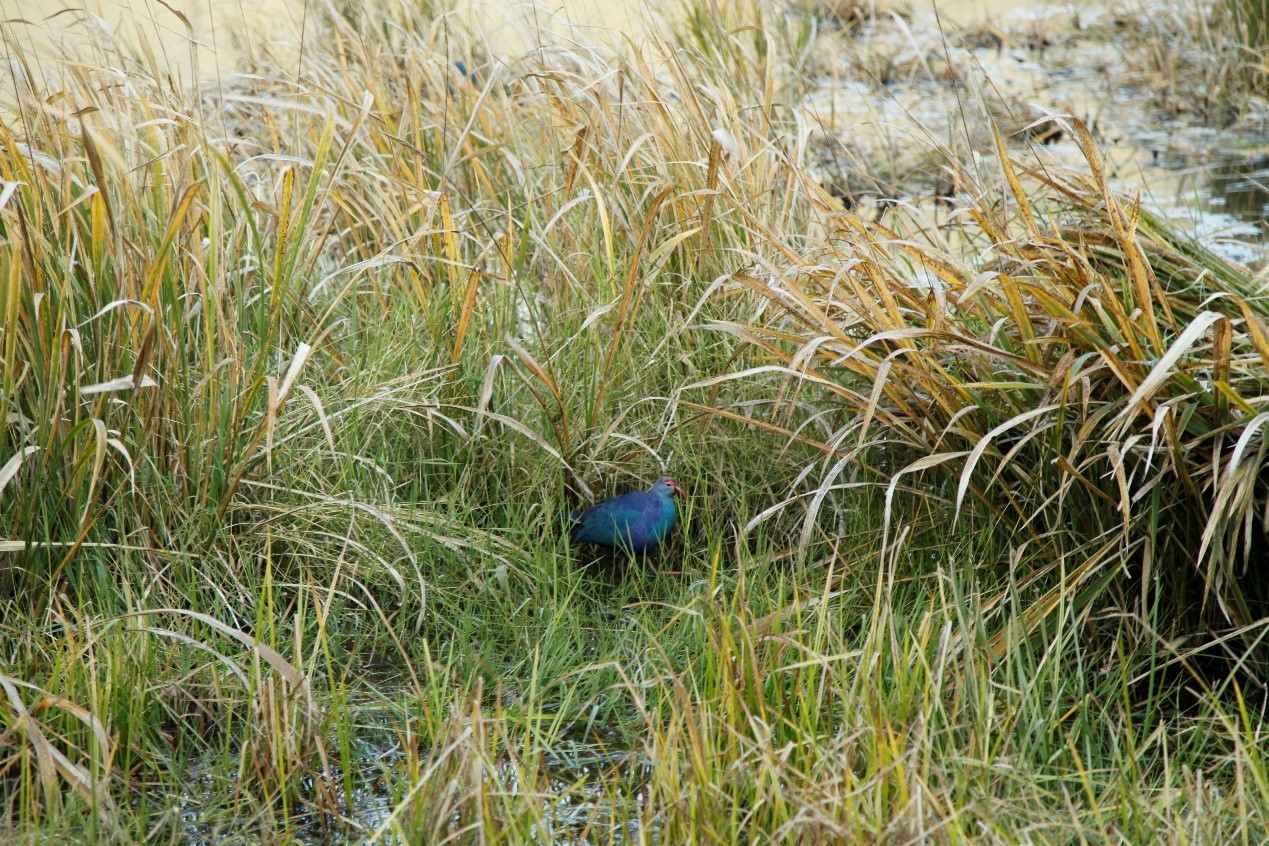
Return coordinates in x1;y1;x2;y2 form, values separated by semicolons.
9;523;1269;843
2;0;1268;842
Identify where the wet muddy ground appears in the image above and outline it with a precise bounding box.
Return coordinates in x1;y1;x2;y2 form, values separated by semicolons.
175;718;650;844
800;0;1267;267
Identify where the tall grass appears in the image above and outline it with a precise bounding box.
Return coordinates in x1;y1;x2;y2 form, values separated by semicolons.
692;120;1269;659
1229;0;1267;53
0;0;807;830
1133;0;1269;118
1;0;1267;841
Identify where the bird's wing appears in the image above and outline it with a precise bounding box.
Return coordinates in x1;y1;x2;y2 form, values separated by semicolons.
572;491;653;543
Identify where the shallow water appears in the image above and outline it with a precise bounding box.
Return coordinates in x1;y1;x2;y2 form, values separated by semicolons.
1207;156;1269;223
172;717;649;844
801;0;1267;266
1145;153;1268;266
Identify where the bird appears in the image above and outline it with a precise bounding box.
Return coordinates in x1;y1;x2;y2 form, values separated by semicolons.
452;60;479;86
570;477;684;555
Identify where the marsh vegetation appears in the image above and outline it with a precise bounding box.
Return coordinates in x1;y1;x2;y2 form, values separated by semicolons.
2;0;1267;842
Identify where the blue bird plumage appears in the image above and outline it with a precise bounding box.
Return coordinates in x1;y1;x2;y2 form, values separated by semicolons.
570;478;683;554
453;61;480;85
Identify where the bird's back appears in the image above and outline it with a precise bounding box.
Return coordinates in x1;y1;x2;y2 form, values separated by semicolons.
572;489;674;552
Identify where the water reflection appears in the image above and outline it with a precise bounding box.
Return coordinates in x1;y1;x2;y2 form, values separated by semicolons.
1208;155;1269;224
1141;150;1268;268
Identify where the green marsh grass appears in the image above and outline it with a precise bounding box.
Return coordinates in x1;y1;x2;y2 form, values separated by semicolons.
1;0;1267;842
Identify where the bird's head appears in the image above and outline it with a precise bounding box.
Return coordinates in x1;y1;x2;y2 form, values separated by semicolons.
657;477;685;498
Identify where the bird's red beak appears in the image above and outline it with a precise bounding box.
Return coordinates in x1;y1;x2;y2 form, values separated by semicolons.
666;479;685;498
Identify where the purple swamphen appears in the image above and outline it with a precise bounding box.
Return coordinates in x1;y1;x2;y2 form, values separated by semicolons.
570;477;684;554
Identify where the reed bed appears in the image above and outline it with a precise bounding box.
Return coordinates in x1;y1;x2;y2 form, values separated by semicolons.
691;119;1269;659
1;0;1266;842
